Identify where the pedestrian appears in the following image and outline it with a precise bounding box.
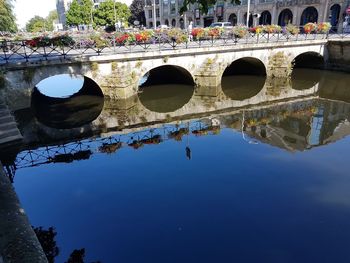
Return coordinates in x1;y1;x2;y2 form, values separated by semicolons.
188;21;193;42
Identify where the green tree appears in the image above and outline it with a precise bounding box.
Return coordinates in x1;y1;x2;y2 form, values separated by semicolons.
66;0;93;27
93;0;130;27
26;16;47;32
46;10;58;31
128;0;146;26
0;0;17;32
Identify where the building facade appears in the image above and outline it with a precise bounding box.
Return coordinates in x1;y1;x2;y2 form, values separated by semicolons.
144;0;349;31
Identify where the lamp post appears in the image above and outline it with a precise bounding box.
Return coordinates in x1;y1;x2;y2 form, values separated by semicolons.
153;0;157;29
246;0;250;27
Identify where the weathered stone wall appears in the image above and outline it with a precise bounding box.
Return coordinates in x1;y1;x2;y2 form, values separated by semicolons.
0;40;327;110
0;163;48;263
326;40;350;72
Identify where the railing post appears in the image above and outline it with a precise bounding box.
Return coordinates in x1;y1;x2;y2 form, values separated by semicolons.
22;41;29;62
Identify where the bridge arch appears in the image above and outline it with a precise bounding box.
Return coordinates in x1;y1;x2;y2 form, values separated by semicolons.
291;52;324;90
138;64;195;113
139;64;195;87
292;51;324;69
222;57;267;78
221;57;266;101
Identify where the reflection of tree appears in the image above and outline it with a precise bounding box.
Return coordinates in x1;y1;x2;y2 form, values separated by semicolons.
192;125;220;136
98;142;122;154
50;150;92;163
169;128;189;141
33;226;59;263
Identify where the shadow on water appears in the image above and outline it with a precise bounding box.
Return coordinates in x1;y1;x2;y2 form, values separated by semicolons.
221;75;266;100
31;75;104;129
291;68;322;90
138;65;195;113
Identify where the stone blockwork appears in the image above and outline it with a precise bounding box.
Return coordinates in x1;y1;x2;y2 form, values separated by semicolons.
326;40;350;72
0;40;328;110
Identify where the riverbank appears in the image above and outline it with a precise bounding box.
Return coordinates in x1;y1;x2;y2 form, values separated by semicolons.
0;162;47;263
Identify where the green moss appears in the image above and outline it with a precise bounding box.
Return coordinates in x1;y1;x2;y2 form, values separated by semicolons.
23;68;36;83
111;62;118;71
91;62;99;72
135;61;143;68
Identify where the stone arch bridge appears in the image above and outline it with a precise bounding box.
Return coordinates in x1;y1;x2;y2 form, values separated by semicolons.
0;39;329;110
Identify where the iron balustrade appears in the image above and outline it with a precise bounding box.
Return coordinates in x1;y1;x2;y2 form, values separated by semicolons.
0;27;349;64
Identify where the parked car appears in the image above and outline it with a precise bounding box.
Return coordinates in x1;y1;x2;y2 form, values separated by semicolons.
209;22;233;29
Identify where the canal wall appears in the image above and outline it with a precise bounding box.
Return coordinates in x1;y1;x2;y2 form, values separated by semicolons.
326;40;350;72
0;163;48;263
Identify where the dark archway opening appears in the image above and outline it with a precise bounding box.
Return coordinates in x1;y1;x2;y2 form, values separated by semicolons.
293;52;324;69
139;65;195;113
260;11;272;25
223;57;267;76
278;9;293;26
31;75;104;129
291;52;324;90
228;13;237;26
222;58;266;100
300;7;318;25
330;4;341;30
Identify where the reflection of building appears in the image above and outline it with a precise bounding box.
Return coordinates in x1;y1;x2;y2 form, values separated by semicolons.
144;0;348;30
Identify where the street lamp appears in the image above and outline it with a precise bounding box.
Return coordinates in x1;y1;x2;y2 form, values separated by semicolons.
153;0;157;29
246;0;250;27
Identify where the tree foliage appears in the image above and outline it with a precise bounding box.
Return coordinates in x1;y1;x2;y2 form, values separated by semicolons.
66;0;93;26
26;16;47;32
180;0;241;14
128;0;146;26
25;10;58;32
0;0;17;32
93;0;131;27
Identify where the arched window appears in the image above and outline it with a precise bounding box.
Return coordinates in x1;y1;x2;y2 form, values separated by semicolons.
171;19;176;27
300;7;318;25
330;4;341;28
165;19;169;26
156;21;160;26
228;13;237;26
259;11;271;25
149;21;153;28
278;9;293;26
179;18;184;29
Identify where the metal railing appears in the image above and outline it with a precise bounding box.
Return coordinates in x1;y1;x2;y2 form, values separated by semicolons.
0;27;349;64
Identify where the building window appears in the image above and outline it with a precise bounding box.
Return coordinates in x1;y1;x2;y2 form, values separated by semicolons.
148;10;153;18
156;8;160;17
155;0;159;4
163;0;168;4
170;0;176;14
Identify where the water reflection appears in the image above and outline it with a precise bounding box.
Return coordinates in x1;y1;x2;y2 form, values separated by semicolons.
35;74;85;98
31;76;104;129
291;68;322;90
318;71;350;103
138;84;194;113
5;69;350;263
221;75;265;100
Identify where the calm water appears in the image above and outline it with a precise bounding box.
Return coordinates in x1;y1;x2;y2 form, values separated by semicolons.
5;69;350;262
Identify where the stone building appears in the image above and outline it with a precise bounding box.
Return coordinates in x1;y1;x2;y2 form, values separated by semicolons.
144;0;349;31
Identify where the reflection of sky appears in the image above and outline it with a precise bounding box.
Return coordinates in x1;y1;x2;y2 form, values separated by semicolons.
36;74;84;98
14;126;350;263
